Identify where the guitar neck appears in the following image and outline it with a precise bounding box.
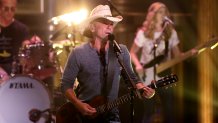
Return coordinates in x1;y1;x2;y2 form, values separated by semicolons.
96;82;158;113
96;92;137;114
157;50;193;74
156;38;218;74
96;74;178;114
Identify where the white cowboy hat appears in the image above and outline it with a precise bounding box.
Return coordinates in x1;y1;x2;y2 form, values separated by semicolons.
81;5;123;38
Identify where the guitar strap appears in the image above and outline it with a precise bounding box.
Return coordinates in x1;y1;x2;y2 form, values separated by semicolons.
143;40;169;69
157;35;171;76
102;41;120;101
164;39;169;57
99;41;108;93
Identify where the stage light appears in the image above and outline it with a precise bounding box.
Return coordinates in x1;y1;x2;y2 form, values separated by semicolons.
50;8;88;26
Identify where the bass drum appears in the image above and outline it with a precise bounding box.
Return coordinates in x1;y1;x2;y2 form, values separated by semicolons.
0;75;51;123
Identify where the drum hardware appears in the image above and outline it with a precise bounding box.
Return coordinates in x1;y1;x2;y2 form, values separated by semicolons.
29;108;55;123
50;43;71;75
53;53;64;74
11;59;23;75
25;42;45;49
18;42;45;58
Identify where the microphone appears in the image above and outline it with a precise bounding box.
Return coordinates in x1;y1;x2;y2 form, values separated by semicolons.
108;34;122;53
163;16;174;25
29;109;42;122
108;33;115;41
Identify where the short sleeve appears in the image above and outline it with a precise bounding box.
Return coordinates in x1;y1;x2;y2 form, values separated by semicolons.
134;29;146;47
169;30;180;48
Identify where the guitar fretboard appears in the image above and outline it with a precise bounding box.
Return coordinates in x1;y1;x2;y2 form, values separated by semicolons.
95;74;178;114
96;92;137;113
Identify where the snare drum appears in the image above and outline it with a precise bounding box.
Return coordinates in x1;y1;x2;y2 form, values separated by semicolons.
0;75;51;123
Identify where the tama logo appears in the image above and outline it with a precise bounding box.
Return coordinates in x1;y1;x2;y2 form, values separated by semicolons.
9;82;34;89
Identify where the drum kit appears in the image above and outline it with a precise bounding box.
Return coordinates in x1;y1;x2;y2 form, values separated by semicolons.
16;42;56;79
0;23;83;122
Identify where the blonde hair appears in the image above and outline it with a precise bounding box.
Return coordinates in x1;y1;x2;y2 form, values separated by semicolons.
142;2;173;40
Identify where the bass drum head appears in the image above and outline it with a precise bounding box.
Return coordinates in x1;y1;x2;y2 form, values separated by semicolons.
0;75;51;123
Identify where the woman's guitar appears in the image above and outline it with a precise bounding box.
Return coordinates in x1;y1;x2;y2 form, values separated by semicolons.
142;37;218;85
56;74;178;123
157;37;218;74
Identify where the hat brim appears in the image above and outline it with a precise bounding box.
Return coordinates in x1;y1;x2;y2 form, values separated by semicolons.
81;15;123;38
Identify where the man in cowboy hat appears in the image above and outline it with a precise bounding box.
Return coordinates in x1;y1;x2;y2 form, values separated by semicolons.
60;4;155;123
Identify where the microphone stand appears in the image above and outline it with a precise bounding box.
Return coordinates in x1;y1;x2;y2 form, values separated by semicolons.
109;37;141;123
151;21;170;121
107;0;123;16
152;21;171;80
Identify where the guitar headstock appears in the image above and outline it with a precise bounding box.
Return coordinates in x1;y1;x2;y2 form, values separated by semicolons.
203;37;218;48
149;74;178;89
197;37;218;53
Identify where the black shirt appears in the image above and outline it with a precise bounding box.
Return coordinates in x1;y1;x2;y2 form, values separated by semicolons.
0;20;29;74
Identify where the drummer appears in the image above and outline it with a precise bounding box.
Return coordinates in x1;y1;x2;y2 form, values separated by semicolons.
0;0;29;83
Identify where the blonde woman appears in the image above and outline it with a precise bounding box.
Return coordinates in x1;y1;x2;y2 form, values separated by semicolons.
130;2;181;85
130;2;183;123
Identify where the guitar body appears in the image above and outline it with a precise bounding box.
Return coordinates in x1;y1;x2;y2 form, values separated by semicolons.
56;102;82;123
56;96;107;123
